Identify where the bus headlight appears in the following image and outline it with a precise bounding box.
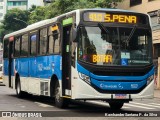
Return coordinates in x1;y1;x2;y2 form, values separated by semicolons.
147;75;154;85
79;73;90;84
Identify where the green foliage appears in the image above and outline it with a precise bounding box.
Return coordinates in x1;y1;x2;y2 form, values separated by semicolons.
45;0;123;18
3;8;29;32
28;6;47;24
0;0;123;42
94;0;122;8
0;8;29;37
0;8;29;42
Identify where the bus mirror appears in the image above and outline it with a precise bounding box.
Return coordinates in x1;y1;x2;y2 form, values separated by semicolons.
72;28;77;42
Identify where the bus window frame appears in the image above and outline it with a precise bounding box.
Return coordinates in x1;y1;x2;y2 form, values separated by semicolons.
38;27;48;56
3;39;9;59
14;36;21;58
48;23;61;55
29;31;38;57
21;33;29;57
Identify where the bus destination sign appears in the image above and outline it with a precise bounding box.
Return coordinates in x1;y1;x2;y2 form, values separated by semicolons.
83;12;146;24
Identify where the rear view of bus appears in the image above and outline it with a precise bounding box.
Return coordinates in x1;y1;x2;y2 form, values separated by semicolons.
73;9;154;109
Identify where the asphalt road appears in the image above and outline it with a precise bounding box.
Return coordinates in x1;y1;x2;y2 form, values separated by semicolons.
0;83;160;120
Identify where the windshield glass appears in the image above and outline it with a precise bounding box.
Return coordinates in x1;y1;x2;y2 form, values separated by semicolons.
78;26;152;66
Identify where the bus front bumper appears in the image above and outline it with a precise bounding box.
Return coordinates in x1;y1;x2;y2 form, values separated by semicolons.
72;78;154;100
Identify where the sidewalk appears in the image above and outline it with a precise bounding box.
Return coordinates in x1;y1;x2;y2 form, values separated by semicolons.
154;89;160;98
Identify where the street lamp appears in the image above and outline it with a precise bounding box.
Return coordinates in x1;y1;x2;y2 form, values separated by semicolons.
13;18;28;26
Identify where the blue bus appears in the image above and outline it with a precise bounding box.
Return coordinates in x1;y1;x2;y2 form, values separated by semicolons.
3;9;154;109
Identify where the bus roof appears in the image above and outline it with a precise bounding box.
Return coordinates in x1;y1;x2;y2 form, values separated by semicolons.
3;8;147;40
3;9;79;40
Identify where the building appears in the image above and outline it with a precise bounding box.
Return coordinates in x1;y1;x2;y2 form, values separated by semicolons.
7;0;28;10
28;0;44;9
117;0;160;88
1;0;46;21
0;0;45;42
1;0;44;21
117;0;160;60
0;0;6;21
7;0;44;11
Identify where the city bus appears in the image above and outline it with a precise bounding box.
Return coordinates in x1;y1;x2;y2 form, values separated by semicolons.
3;9;154;109
0;48;3;83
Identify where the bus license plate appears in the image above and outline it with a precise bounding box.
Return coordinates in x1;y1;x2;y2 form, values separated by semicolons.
115;94;127;99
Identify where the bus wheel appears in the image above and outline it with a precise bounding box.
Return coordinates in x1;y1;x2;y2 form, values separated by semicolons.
109;102;124;110
16;77;25;98
54;81;69;108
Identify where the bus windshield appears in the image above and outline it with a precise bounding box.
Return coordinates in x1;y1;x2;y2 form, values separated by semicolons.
78;26;152;66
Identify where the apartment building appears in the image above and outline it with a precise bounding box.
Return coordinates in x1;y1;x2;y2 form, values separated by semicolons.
0;0;44;22
0;0;6;21
117;0;160;60
7;0;44;10
7;0;28;10
0;0;45;41
28;0;44;9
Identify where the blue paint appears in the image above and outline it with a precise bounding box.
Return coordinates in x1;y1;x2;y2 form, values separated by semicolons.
3;59;9;75
3;59;14;76
77;63;154;91
3;55;62;80
121;58;128;66
77;63;90;76
91;78;146;90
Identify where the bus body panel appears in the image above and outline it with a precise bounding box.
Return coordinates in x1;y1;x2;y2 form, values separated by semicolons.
72;74;154;99
3;59;9;76
13;55;62;79
2;9;154;107
3;55;62;96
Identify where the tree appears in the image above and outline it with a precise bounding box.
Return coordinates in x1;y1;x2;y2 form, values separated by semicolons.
0;23;5;43
28;6;47;24
1;8;29;33
94;0;122;8
45;0;123;18
27;0;123;23
0;8;29;43
0;0;124;40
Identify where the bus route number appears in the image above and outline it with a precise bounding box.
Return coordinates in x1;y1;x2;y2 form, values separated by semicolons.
89;13;137;24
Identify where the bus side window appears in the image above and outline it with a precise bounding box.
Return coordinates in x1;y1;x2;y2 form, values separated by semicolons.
3;39;9;58
30;34;37;56
53;29;60;53
48;27;54;54
14;36;21;57
48;24;60;54
21;34;28;56
39;28;47;55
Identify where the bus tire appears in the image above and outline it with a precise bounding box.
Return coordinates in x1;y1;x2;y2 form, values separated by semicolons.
16;77;25;98
109;102;124;110
54;81;69;108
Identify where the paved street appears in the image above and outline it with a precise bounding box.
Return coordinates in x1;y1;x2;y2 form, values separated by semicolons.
0;82;160;120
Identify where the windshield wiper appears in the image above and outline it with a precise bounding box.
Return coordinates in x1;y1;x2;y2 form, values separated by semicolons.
98;23;110;34
123;25;137;51
126;25;137;43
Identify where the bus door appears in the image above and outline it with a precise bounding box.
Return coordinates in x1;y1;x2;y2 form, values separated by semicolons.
62;23;72;96
8;37;14;88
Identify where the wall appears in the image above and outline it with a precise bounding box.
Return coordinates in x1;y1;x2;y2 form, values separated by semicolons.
117;0;160;13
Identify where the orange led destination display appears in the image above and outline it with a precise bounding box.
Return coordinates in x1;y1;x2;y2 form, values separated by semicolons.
92;55;112;63
83;12;147;24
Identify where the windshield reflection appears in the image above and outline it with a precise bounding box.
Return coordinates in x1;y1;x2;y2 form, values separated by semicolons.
78;26;152;66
